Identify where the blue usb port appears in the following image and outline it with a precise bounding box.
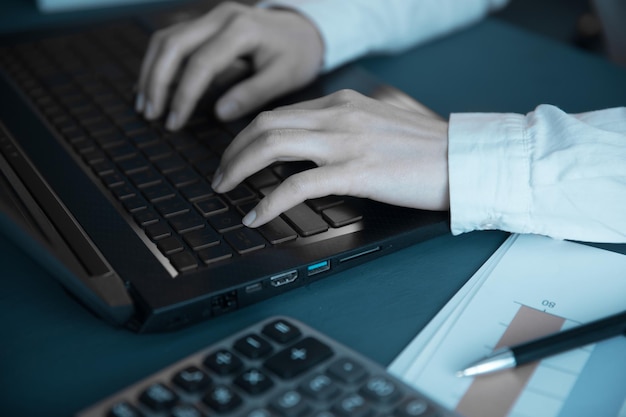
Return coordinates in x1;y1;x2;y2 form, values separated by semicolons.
307;260;330;276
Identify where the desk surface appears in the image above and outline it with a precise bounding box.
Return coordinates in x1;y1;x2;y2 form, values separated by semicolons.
1;2;625;416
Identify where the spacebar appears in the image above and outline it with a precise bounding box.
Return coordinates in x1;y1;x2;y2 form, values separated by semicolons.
282;203;328;237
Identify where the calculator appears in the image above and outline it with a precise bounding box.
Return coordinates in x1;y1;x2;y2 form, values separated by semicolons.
77;316;459;417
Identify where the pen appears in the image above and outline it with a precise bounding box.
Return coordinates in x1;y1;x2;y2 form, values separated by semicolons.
457;309;626;377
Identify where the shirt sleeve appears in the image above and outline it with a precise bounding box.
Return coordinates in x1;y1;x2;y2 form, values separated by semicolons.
257;0;509;71
448;105;626;243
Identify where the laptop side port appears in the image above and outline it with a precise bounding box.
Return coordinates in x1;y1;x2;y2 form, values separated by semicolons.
307;260;330;276
270;270;299;287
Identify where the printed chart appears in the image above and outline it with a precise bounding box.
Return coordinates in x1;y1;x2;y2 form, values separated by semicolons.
389;234;626;417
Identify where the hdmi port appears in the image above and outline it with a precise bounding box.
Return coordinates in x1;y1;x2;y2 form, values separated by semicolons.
270;270;299;287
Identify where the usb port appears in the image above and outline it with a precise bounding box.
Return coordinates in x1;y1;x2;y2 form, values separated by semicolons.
307;260;330;276
270;270;298;287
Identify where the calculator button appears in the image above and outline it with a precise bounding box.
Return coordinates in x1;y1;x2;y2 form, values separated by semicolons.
107;401;144;417
170;404;206;417
326;358;368;384
138;383;178;412
203;349;243;375
270;389;311;417
244;408;280;417
234;333;273;359
172;366;212;393
299;373;340;401
234;368;274;395
331;392;373;417
264;337;333;379
395;397;436;417
262;319;302;343
203;385;243;413
360;375;402;404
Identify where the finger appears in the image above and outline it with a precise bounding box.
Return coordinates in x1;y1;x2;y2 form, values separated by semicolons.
215;59;313;121
165;18;260;130
242;165;348;227
272;89;366;112
141;3;244;120
215;128;333;193
136;22;183;112
218;107;328;169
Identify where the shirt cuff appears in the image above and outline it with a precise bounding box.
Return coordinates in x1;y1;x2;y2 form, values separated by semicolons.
448;112;531;236
257;0;374;71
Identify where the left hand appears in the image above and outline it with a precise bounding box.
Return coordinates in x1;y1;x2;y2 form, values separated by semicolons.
211;89;450;227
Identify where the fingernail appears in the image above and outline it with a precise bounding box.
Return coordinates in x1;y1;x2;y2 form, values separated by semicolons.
145;101;155;119
242;209;256;227
217;100;238;120
166;112;178;131
211;169;223;189
135;93;145;112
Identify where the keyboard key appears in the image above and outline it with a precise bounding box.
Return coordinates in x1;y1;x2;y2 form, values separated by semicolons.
183;227;220;250
142;183;176;203
331;392;372;417
264;337;333;379
234;334;273;359
157;236;184;255
234;368;274;395
145;222;171;241
170;404;205;417
322;205;363;228
107;401;144;417
209;211;243;233
179;181;214;202
203;385;242;414
134;209;159;227
327;358;368;385
395;397;435;417
224;184;256;205
195;197;228;217
139;383;178;412
169;251;198;273
307;196;345;212
246;168;280;191
198;243;233;265
155;197;189;218
262;319;302;344
270;390;310;417
167;167;200;187
169;212;205;234
282;203;329;237
204;349;243;375
360;375;402;404
258;217;298;245
172;366;212;393
300;373;340;401
224;228;266;254
128;168;162;188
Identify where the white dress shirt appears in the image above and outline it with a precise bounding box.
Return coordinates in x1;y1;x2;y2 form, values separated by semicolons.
259;0;626;243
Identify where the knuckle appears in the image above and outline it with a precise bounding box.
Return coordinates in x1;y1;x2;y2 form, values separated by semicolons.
252;111;275;130
281;174;309;197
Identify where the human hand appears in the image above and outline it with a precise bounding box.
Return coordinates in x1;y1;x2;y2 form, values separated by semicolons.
135;2;324;130
212;89;450;228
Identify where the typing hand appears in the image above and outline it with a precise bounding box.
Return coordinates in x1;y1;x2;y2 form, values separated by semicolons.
135;2;324;130
212;89;450;228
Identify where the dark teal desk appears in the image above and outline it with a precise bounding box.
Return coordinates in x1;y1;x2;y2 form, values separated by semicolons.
1;2;625;416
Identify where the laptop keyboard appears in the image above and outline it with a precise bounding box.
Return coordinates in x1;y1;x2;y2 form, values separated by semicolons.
0;20;363;274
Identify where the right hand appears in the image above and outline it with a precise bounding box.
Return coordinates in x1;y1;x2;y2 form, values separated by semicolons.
135;2;325;130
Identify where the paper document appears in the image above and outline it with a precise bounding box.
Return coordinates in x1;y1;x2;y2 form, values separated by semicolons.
389;234;626;417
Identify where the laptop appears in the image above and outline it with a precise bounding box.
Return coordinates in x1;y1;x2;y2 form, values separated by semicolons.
0;0;449;333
